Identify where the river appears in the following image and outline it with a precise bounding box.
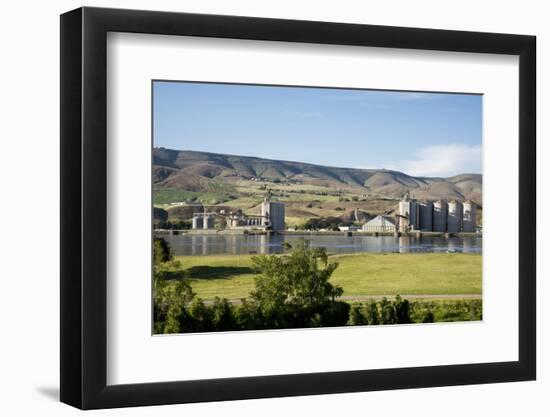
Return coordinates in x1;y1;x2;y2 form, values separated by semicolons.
159;233;482;256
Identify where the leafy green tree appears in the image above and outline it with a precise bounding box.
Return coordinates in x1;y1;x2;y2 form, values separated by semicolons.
250;239;344;328
153;275;195;334
153;237;172;265
251;240;342;305
249;255;290;327
164;303;183;334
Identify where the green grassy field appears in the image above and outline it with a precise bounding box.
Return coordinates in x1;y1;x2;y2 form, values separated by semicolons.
175;252;482;301
153;185;236;206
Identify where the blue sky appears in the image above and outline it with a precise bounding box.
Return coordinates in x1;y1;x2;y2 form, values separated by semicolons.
153;81;482;177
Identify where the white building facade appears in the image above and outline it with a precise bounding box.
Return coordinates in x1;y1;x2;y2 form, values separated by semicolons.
362;215;396;233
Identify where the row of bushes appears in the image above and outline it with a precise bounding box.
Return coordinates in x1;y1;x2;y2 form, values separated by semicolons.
347;297;483;326
155;291;483;334
154;295;352;334
410;299;482;323
347;295;413;325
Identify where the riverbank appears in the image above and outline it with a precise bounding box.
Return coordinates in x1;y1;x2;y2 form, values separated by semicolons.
174;252;482;301
155;229;480;238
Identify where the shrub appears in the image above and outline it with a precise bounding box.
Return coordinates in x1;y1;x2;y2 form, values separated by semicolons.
365;300;380;325
421;311;434;323
321;301;351;327
348;303;366;326
394;295;412;324
189;298;214;332
211;297;237;331
235;299;262;330
379;297;397;324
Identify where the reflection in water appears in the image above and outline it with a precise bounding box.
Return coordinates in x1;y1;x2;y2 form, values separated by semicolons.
160;233;482;256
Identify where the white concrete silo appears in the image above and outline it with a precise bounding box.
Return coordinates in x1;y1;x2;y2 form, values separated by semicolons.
462;200;477;232
203;215;214;229
398;195;419;232
433;200;448;232
447;200;463;233
192;214;203;229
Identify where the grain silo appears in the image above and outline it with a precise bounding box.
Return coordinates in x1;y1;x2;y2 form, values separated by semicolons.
261;197;286;232
192;214;203;229
433;200;447;232
203;215;215;229
447;200;463;233
462;200;477;232
398;193;419;231
419;200;433;231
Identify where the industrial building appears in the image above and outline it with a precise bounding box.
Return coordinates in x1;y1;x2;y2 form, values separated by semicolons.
191;196;286;232
362;215;397;233
396;193;478;233
261;198;285;232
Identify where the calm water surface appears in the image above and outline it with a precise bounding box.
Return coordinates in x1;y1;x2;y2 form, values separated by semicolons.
160;233;482;256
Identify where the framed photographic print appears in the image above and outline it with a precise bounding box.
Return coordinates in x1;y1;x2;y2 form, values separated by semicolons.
60;7;536;409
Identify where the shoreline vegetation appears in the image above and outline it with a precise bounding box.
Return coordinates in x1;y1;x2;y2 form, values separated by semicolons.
153;237;482;334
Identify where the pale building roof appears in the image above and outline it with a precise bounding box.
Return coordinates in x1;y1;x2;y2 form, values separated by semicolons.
364;215;396;226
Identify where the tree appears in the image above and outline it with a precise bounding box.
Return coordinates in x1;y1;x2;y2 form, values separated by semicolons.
249;239;344;328
153;237;172;265
153;279;195;334
153;236;195;334
251;239;342;308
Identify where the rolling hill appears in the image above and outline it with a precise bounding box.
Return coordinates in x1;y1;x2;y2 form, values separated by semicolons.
152;148;482;227
153;148;482;202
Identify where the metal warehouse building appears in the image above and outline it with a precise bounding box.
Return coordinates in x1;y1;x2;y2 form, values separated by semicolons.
362;215;397;233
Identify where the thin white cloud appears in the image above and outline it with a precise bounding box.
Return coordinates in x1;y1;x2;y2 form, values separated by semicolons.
391;144;482;177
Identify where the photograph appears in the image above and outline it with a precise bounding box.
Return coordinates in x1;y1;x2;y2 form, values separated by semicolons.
152;81;483;334
52;4;538;411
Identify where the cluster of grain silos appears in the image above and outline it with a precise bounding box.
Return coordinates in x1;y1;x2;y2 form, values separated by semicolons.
398;194;477;233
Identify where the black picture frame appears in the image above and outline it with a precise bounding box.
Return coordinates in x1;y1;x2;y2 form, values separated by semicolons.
60;6;536;410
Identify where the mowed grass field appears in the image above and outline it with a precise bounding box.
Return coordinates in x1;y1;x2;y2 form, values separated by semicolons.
175;253;482;301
